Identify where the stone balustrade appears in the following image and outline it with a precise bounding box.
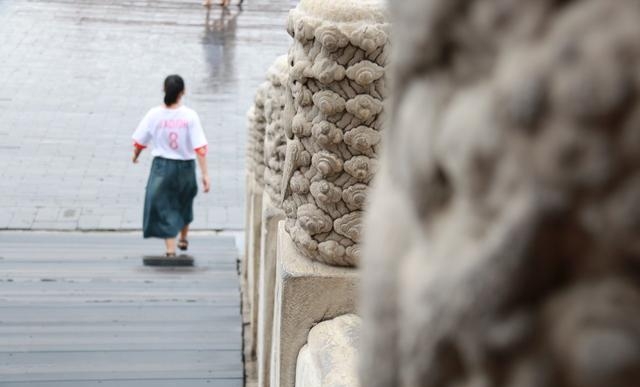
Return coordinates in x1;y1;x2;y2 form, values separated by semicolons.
245;1;640;387
243;2;389;387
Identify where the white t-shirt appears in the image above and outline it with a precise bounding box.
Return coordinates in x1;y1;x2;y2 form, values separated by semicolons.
132;105;208;160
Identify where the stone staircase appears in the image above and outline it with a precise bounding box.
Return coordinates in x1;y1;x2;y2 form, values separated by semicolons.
0;232;243;387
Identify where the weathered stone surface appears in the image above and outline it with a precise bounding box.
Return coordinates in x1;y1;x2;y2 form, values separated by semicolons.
246;182;264;362
360;1;640;387
247;83;269;186
257;193;286;387
281;0;390;267
271;221;359;387
247;56;289;374
264;56;290;203
295;314;361;387
242;173;254;287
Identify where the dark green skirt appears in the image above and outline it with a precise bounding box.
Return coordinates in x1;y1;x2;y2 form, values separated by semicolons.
143;157;198;238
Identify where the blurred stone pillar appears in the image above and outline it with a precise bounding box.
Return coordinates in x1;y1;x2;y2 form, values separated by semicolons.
244;82;268;366
270;1;390;387
361;1;640;386
257;55;289;387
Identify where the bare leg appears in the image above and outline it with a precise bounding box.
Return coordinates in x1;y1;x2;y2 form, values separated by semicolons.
165;238;177;255
180;224;189;241
178;224;190;251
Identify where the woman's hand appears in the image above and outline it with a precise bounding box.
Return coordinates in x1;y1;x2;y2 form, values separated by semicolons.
196;152;210;193
202;175;211;193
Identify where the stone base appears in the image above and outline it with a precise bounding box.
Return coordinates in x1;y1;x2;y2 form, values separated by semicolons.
257;194;285;387
270;222;359;387
295;314;361;387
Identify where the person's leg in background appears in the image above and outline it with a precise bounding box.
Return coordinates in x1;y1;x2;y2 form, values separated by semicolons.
164;238;177;256
178;225;190;251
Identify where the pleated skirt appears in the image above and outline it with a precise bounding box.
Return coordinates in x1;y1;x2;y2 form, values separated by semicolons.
143;157;198;238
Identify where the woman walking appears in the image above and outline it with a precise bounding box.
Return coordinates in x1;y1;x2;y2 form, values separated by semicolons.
132;74;210;257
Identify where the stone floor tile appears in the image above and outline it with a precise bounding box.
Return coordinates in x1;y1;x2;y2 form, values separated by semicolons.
0;0;293;231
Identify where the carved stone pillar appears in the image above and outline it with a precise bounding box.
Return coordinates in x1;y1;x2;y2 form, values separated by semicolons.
281;0;390;267
247;84;267;188
267;2;390;387
244;83;268;275
258;55;290;387
244;82;269;367
263;56;289;204
361;1;640;387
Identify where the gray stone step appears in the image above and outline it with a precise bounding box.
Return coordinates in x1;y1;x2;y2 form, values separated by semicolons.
0;232;243;385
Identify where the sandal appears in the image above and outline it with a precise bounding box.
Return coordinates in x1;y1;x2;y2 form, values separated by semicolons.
178;239;189;251
166;252;177;257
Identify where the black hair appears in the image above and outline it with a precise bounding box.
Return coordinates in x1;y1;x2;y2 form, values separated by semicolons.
164;74;185;106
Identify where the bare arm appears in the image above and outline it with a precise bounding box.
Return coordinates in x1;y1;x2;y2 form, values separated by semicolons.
196;150;211;193
132;146;143;163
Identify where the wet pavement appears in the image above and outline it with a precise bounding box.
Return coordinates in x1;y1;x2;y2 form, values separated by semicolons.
0;0;295;231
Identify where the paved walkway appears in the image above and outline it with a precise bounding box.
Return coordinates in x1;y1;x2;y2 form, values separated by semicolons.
0;232;241;386
0;0;294;231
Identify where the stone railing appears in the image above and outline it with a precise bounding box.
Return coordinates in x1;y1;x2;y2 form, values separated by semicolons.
243;2;389;387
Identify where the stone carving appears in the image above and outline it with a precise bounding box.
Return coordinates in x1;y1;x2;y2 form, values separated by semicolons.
281;0;390;267
361;1;640;387
263;55;290;203
312;121;343;146
343;125;381;156
345;60;384;85
295;314;362;387
246;82;268;186
334;212;362;242
344;156;377;183
312;91;346;115
345;95;382;121
342;184;367;211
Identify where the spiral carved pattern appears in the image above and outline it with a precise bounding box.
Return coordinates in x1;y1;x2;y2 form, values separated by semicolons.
280;0;389;267
246;83;268;186
262;56;290;203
